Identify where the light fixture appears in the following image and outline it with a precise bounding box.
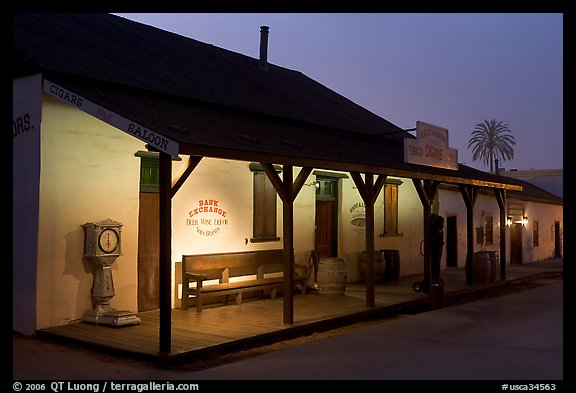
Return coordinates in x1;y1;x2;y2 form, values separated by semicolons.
523;216;528;226
507;216;512;226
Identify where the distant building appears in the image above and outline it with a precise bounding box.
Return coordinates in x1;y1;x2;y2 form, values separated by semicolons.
499;169;563;198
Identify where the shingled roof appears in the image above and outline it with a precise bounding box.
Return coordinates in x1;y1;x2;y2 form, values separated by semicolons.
12;12;523;191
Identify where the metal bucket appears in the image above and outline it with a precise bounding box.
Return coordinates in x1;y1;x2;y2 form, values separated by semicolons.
317;257;347;295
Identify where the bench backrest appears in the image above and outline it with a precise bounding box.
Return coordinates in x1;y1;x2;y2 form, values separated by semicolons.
183;250;285;281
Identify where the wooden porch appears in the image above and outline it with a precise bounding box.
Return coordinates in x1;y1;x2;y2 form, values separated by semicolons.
38;281;429;363
36;259;562;364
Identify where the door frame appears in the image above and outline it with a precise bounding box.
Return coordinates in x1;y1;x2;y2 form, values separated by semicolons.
314;175;340;258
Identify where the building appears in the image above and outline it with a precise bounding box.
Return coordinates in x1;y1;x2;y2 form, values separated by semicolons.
13;14;562;353
500;169;563;198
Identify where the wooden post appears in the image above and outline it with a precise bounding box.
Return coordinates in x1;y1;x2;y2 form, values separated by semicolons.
282;165;294;324
459;184;479;286
260;163;312;324
159;152;172;354
350;172;386;307
413;179;439;293
494;188;507;280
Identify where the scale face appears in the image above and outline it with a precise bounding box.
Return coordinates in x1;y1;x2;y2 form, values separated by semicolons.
98;228;120;254
84;219;122;259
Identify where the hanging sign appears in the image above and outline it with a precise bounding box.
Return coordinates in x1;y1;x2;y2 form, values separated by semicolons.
43;79;179;156
404;121;458;170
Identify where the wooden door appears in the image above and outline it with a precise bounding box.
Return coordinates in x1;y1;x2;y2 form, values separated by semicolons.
315;200;334;258
138;192;160;311
510;222;523;265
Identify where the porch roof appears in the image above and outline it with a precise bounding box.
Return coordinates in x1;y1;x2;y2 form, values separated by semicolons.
13;12;522;191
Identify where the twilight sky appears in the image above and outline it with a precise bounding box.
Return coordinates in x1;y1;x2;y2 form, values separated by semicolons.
115;13;563;172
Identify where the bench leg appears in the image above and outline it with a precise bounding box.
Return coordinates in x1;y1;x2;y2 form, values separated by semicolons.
235;292;243;305
270;287;277;299
196;284;203;313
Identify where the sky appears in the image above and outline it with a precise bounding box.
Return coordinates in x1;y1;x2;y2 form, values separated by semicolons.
115;13;563;172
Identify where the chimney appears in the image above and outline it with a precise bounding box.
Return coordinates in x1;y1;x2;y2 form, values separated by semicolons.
495;159;500;175
259;26;269;71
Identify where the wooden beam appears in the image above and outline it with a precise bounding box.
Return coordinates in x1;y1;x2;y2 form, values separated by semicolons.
459;184;479;285
170;155;202;198
261;163;289;202
259;164;312;324
494;188;507;280
350;172;386;307
292;167;313;200
159;152;172;355
178;144;522;191
282;165;294;324
412;179;440;293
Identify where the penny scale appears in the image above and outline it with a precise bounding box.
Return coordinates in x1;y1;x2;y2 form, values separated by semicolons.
82;219;141;326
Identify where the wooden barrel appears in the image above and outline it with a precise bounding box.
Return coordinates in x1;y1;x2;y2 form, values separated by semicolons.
473;251;491;284
317;257;347;295
359;251;385;283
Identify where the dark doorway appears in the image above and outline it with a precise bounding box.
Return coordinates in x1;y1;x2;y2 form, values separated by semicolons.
510;223;523;265
554;221;562;258
315;200;334;258
446;215;458;268
314;177;338;258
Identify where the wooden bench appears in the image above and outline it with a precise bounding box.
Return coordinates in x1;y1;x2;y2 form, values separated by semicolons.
181;249;313;312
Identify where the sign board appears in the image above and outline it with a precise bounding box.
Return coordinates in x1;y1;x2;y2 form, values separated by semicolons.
43;80;179;156
404;121;458;170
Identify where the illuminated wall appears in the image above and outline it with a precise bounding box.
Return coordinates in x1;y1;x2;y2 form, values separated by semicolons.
339;176;425;281
35;95;143;330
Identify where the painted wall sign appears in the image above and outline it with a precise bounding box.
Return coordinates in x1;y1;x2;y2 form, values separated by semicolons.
43;80;179;156
404;121;458;170
186;199;229;237
349;201;366;234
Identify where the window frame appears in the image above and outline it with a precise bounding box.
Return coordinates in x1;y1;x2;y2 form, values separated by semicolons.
381;178;403;237
249;163;281;243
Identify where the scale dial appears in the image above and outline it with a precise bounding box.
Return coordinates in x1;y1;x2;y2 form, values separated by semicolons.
98;228;119;254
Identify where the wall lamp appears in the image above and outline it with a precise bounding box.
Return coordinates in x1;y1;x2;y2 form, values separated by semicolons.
522;216;528;226
507;216;512;226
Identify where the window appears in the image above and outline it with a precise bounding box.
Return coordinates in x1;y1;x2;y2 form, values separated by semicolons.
484;216;493;245
316;177;338;201
250;164;281;242
533;220;539;247
135;151;181;193
382;179;403;236
135;151;160;193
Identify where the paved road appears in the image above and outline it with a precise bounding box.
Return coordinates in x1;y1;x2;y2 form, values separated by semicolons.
13;278;563;382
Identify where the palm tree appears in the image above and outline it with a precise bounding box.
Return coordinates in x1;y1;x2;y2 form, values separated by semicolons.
468;119;516;173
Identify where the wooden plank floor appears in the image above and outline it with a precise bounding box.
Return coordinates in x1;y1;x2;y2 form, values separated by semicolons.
37;260;562;363
39;284;427;362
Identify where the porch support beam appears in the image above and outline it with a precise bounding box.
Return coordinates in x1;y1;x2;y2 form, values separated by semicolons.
494;188;507;280
350;172;386;307
159;152;173;355
412;179;440;293
170;155;202;198
459;184;479;285
261;163;312;324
